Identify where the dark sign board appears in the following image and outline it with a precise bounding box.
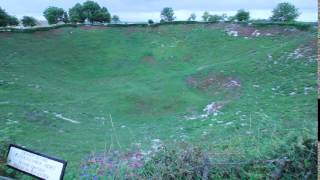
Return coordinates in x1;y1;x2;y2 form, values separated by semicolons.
6;144;67;180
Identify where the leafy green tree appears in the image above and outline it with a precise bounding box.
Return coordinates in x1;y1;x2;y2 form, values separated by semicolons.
111;15;120;23
208;15;222;23
21;16;37;27
270;2;300;22
43;6;65;24
82;0;100;23
95;7;111;23
0;7;9;27
69;3;85;23
0;7;19;27
81;1;110;23
188;13;196;21
235;9;250;22
7;16;19;26
160;7;175;22
202;11;210;22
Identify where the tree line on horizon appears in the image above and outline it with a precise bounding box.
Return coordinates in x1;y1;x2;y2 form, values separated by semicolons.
0;1;300;27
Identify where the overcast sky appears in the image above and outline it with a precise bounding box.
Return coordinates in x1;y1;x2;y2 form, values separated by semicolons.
0;0;317;22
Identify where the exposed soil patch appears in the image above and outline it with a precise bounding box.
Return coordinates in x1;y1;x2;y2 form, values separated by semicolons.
34;28;64;38
185;101;226;120
125;27;138;35
186;73;241;90
143;55;157;64
286;40;317;61
225;24;300;37
80;26;108;31
0;32;12;37
301;39;317;57
182;55;193;62
205;23;227;30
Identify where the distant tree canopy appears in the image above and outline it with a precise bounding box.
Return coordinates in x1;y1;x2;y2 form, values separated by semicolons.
21;16;37;27
161;7;175;22
69;1;110;24
111;15;120;23
188;13;196;21
43;6;65;24
202;12;226;22
7;16;19;26
208;14;222;22
69;3;86;23
202;11;210;22
148;19;154;24
0;7;19;27
270;2;300;22
235;9;250;22
82;1;111;23
0;7;7;27
96;7;111;23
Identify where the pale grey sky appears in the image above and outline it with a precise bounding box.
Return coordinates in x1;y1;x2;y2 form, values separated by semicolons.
0;0;317;22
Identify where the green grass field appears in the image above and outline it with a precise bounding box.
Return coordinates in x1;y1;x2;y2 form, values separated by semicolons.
0;23;317;178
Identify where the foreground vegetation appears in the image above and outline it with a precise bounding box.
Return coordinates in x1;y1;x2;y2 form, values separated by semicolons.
0;23;317;178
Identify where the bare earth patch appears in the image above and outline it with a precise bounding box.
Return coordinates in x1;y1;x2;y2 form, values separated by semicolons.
0;32;12;37
142;56;157;64
80;26;108;31
125;27;138;35
284;40;317;62
225;24;300;38
186;73;241;90
34;28;65;38
185;101;225;120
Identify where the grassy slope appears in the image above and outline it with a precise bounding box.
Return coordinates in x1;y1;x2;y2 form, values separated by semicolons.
0;24;317;178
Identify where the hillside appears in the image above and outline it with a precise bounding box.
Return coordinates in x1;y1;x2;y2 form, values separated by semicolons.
0;23;317;178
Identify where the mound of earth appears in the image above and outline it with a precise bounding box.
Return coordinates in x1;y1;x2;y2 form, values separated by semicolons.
186;73;241;90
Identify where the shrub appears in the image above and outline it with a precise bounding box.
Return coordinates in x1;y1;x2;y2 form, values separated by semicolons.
235;9;250;22
137;139;317;179
138;143;210;179
0;126;18;178
270;2;300;22
21;16;37;27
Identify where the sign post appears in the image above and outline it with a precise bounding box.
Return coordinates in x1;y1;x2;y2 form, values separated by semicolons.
6;144;67;180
